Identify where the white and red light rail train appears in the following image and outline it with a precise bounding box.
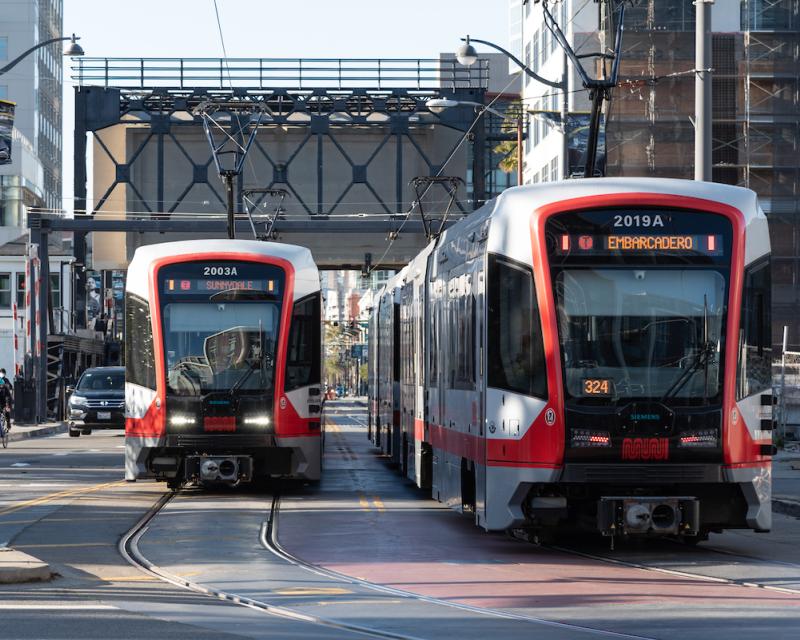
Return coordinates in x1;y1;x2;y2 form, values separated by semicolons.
369;178;774;540
125;239;323;487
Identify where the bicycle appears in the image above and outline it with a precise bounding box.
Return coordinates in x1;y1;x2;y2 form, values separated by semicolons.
0;413;8;449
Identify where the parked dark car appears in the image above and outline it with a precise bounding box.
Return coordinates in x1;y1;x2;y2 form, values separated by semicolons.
67;366;125;436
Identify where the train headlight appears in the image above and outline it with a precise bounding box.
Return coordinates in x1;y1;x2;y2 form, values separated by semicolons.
243;415;270;427
679;429;717;448
169;414;197;426
571;429;611;448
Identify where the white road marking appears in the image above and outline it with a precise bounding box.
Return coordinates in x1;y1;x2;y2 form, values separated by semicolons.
0;603;117;610
10;463;30;467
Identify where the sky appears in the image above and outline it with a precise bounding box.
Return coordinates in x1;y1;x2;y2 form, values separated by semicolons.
61;0;510;211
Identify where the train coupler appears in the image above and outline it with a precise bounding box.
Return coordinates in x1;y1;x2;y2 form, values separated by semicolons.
185;455;253;484
598;496;700;537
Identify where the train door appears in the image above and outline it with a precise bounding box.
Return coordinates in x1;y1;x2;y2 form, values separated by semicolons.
421;252;436;491
399;282;414;476
473;257;487;525
429;273;445;502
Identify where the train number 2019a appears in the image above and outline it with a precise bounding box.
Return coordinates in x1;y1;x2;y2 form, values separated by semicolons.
613;214;664;228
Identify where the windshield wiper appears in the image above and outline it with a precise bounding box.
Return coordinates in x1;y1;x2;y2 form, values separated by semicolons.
661;294;714;403
229;321;268;395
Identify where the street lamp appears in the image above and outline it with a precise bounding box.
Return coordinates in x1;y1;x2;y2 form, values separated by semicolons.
455;0;626;180
454;35;567;182
0;34;84;77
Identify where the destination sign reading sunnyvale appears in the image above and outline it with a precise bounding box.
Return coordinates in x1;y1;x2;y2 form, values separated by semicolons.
163;278;278;294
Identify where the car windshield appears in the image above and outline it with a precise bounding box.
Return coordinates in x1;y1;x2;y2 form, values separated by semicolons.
554;268;727;402
163;301;280;396
77;371;124;391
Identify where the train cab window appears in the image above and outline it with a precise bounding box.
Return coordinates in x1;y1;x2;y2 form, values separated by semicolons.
125;292;157;390
285;293;321;391
487;255;547;398
737;259;771;399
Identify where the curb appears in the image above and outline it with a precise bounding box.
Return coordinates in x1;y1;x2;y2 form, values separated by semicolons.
8;423;67;443
772;497;800;519
0;549;52;584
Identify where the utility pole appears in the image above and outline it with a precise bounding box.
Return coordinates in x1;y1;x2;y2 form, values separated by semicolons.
222;171;236;240
695;0;714;181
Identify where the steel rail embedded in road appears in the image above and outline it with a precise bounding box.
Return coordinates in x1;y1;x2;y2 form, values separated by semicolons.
545;540;800;597
118;490;426;640
262;495;658;640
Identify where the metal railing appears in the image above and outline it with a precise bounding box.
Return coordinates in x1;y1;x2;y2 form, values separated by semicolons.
71;57;490;90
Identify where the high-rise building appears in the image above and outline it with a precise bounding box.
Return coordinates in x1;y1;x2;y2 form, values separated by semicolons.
0;0;63;226
0;0;69;375
514;0;800;347
512;0;599;183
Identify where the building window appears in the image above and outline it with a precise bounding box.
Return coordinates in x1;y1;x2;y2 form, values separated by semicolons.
0;37;7;61
532;30;540;71
0;273;10;308
50;273;60;309
16;273;25;309
524;42;531;85
551;156;559;181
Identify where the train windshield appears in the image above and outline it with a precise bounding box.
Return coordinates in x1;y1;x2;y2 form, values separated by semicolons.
157;261;285;397
546;207;733;405
555;268;726;402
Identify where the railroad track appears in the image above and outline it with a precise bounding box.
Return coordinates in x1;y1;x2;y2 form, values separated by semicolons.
538;537;800;597
120;488;656;640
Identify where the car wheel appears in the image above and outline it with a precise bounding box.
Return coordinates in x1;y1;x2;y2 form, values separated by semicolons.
69;428;81;437
81;427;92;436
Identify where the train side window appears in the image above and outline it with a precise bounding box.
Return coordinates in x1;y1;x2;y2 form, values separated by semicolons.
125;292;156;390
487;254;547;399
737;259;771;399
393;303;400;382
285;293;321;391
429;300;438;387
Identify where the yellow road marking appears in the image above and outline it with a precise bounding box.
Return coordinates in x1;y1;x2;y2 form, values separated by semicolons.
372;496;385;512
100;575;160;582
0;481;126;517
358;495;370;511
273;587;352;596
18;542;113;549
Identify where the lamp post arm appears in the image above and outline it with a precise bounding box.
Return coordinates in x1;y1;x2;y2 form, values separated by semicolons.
462;37;563;89
0;36;73;76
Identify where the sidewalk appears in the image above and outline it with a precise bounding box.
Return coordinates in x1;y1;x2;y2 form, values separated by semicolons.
0;549;52;583
7;421;67;443
773;447;800;518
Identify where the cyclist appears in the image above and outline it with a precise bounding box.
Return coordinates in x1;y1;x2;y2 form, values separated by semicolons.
0;369;12;431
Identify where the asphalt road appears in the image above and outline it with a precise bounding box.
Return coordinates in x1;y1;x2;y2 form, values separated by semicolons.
0;411;798;639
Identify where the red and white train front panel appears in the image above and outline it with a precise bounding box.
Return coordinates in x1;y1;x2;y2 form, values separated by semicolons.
125;239;322;486
375;178;772;539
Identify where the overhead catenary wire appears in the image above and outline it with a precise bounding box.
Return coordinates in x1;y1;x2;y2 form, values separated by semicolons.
366;73;523;274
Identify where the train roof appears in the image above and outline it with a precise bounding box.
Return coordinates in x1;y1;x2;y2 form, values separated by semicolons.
126;239;320;300
435;178;768;268
490;178;763;226
128;239;316;272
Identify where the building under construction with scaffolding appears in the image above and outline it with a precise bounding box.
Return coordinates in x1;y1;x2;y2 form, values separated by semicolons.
604;0;800;349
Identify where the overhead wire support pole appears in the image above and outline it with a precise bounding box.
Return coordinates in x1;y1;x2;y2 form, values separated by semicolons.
541;0;626;178
695;0;714;181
